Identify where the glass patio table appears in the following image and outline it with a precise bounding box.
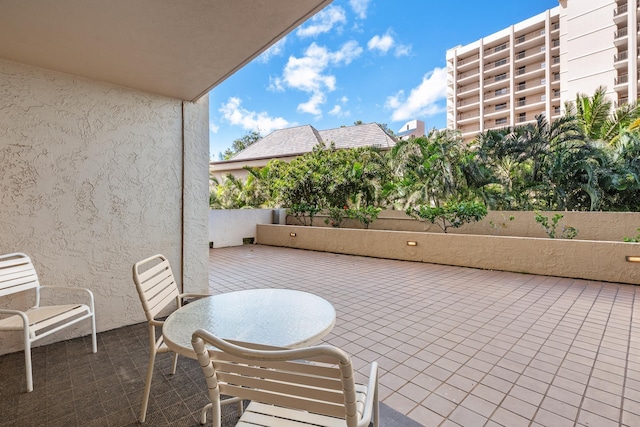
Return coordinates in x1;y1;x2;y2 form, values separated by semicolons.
162;288;336;358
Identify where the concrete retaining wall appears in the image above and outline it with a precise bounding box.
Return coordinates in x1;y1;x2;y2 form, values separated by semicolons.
209;209;287;248
257;224;640;285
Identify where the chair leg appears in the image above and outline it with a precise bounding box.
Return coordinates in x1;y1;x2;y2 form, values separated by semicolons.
139;349;156;423
171;352;178;375
200;402;212;425
90;313;97;353
24;329;33;393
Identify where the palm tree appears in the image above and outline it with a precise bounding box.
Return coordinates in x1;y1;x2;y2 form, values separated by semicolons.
390;129;467;208
565;86;640;145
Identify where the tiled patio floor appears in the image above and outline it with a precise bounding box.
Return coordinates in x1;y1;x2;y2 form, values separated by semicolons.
209;245;640;427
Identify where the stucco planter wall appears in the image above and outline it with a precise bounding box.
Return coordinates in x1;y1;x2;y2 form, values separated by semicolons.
209;208;287;248
257;224;640;285
290;210;640;242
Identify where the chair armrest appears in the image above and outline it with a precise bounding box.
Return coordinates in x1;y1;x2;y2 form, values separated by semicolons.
38;286;95;312
177;293;209;307
178;293;209;300
0;308;29;326
358;361;379;427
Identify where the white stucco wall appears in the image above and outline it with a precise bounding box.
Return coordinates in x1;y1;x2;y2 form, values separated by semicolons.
209;209;287;248
0;59;209;354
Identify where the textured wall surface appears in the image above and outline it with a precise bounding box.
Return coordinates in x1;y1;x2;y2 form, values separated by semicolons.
209;209;287;248
0;59;208;354
182;98;210;294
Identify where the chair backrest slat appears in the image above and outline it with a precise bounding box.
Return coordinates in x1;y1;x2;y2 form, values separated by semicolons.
0;253;39;297
193;330;361;426
213;352;343;379
133;254;179;321
215;362;343;392
221;384;346;418
218;376;344;406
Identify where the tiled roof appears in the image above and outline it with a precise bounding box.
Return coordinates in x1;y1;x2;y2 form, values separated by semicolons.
228;123;396;162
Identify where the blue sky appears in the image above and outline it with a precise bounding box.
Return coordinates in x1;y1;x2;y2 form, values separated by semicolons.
208;0;559;159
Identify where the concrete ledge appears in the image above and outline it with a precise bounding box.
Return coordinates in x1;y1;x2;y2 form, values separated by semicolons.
257;224;640;285
290;210;640;242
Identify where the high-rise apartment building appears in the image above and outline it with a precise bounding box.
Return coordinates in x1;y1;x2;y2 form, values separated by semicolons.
446;0;637;141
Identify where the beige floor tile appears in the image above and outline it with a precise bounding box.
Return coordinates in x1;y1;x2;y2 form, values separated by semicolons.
207;246;640;426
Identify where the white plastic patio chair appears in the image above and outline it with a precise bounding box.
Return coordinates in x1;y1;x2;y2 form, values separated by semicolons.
132;253;209;423
191;328;379;427
0;252;97;392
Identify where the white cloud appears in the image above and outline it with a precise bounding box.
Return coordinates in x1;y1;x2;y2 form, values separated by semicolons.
368;32;394;54
219;97;291;134
257;36;287;64
340;96;349;104
297;5;346;38
349;0;371;19
385;67;448;122
272;41;363;117
298;92;326;116
209;122;219;133
329;104;351;118
394;44;412;58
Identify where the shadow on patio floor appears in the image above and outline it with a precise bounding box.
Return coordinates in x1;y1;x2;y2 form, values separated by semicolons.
0;322;421;426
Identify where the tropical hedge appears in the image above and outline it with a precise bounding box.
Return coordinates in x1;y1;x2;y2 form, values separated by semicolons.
210;87;640;226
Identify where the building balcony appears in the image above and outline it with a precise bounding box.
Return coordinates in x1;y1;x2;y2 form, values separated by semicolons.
484;41;509;59
456;97;480;112
615;50;629;69
456;53;480;72
457;68;480;84
614;3;628;23
483;90;509;103
514;65;545;82
457;111;480;125
615;27;629;47
514;47;545;66
483;59;510;73
616;74;629;85
514;29;546;51
483;73;509;88
457;83;480;95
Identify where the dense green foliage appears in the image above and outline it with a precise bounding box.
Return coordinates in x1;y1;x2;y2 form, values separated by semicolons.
219;130;262;160
407;201;488;233
210;89;640;229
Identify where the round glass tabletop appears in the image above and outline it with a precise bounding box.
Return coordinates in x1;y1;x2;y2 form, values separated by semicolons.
162;288;336;357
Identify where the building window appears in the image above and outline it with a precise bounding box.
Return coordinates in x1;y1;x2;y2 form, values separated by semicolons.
553;89;560;97
495;58;507;67
516;35;525;44
496;117;508;125
494;43;507;53
541;95;547;101
495;88;508;96
518;113;527;123
553;39;560;47
540;46;546;52
517;66;526;75
516;50;526;60
540;29;546;36
541;78;546;85
495;102;507;111
518;97;526;107
518;82;526;91
554;106;561;114
541;62;546;69
495;73;507;82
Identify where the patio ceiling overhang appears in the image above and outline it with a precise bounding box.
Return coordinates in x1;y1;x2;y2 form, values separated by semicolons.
0;0;332;101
